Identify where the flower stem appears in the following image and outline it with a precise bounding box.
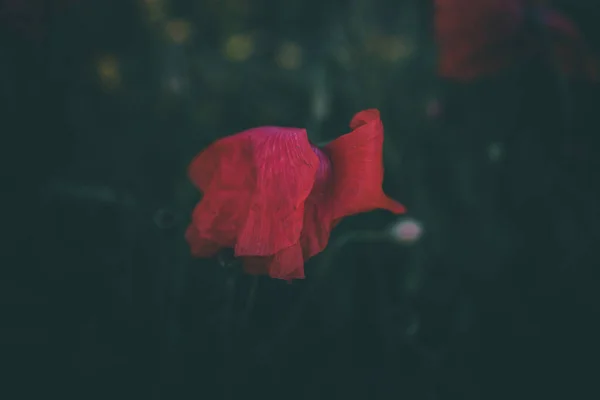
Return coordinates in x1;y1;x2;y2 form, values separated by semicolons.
222;271;237;400
241;276;259;329
268;229;390;348
224;273;259;400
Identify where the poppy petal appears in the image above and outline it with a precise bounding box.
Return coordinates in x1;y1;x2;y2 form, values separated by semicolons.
324;109;405;220
187;135;255;248
234;127;319;257
435;0;524;80
267;243;305;280
300;146;336;259
185;224;222;257
434;0;598;81
188;134;252;192
243;242;305;280
241;257;270;276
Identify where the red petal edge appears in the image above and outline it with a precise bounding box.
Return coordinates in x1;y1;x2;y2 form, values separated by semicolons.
242;242;305;280
185;224;222;257
187;133;256;249
324;109;405;220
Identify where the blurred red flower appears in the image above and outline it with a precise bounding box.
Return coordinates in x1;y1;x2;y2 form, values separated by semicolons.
434;0;598;81
185;109;405;280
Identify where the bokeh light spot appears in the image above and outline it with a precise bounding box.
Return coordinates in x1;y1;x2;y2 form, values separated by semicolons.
165;19;191;44
223;34;254;62
275;42;302;70
96;55;120;90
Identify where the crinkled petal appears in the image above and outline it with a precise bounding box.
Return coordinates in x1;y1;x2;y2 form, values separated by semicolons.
241;258;270;276
186;126;318;259
188;134;253;192
242;242;305;280
185;224;222;257
234;127;319;257
300;146;336;259
324;109;405;221
187;134;255;248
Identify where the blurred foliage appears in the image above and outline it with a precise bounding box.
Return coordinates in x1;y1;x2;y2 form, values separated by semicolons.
2;0;600;399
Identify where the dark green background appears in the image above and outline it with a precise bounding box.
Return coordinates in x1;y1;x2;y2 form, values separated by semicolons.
3;1;599;399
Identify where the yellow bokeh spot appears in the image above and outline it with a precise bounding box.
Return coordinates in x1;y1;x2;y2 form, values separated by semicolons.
366;35;414;63
275;42;302;70
165;19;191;44
97;55;120;89
142;0;164;23
384;36;414;62
223;34;254;62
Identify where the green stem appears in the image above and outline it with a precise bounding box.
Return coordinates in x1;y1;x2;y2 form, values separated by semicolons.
269;229;391;347
241;276;259;330
222;272;237;400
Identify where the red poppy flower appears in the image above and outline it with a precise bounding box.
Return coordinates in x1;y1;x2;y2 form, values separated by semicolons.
185;109;405;280
434;0;598;81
